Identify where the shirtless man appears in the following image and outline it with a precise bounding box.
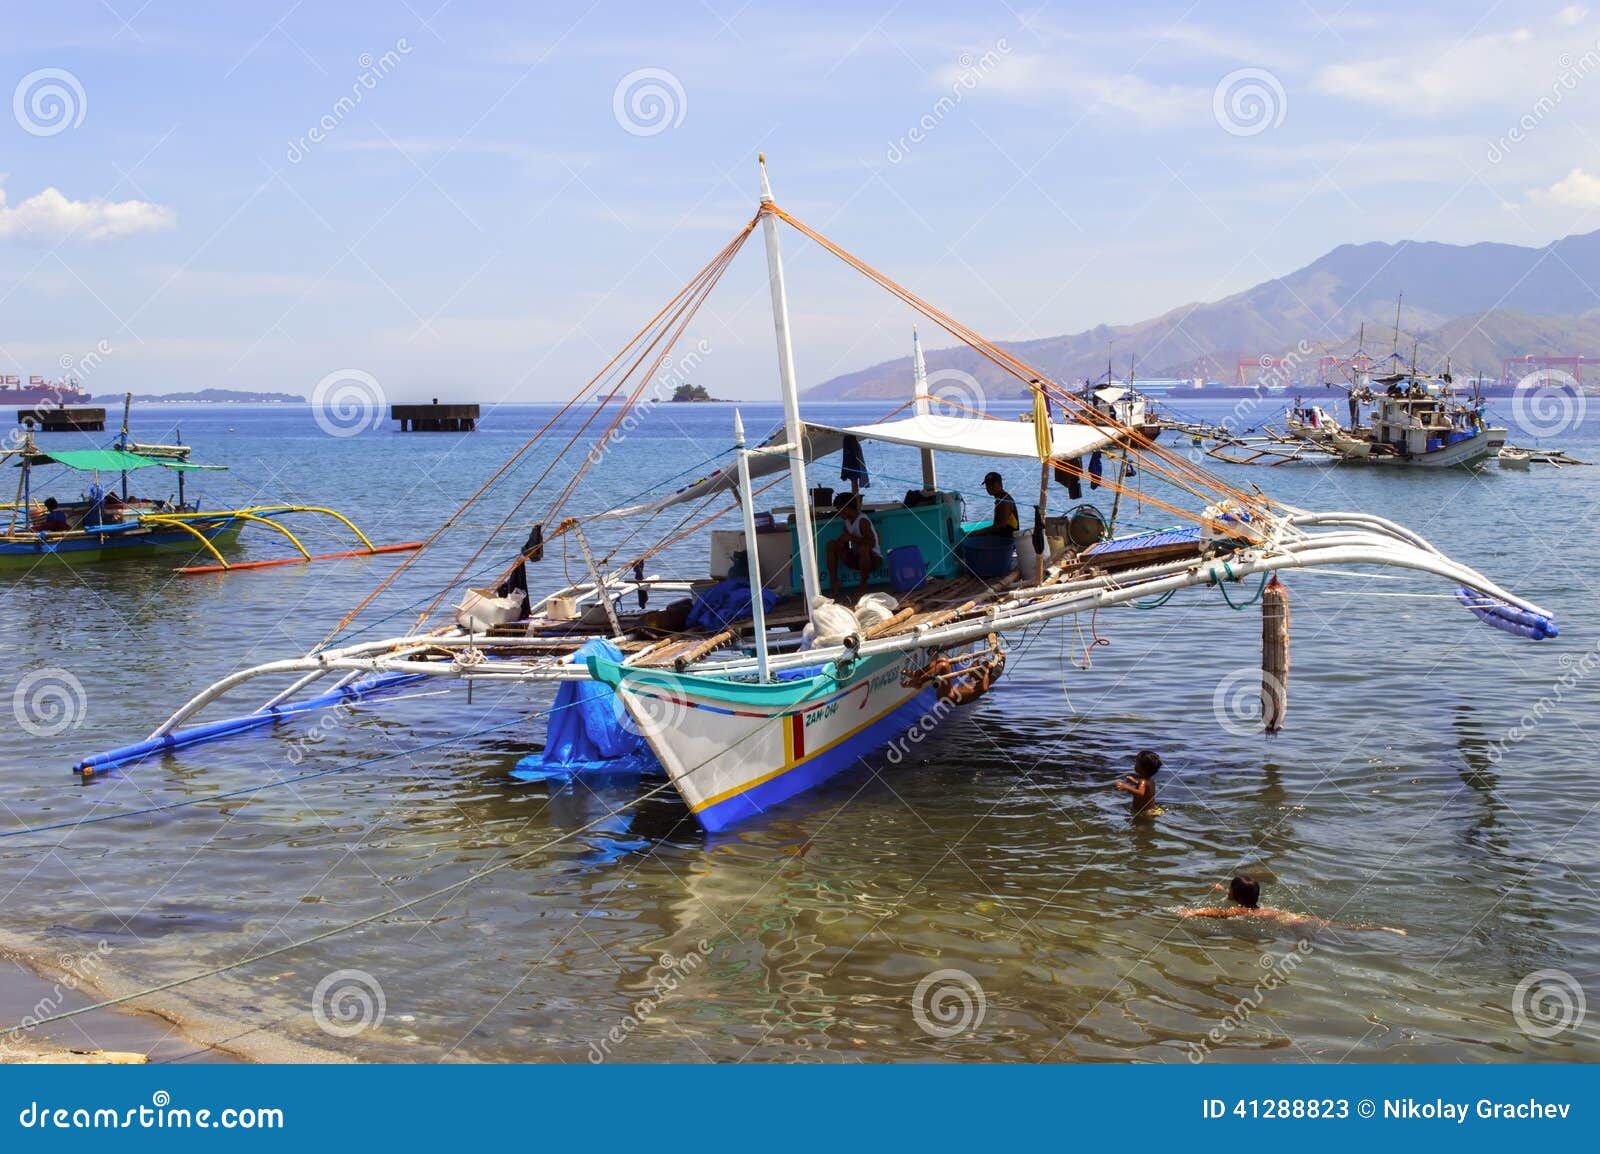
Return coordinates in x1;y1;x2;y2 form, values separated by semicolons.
825;494;880;597
1180;875;1405;934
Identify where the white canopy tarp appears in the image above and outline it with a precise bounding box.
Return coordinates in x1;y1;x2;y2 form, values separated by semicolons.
592;425;845;521
592;414;1113;521
813;413;1113;462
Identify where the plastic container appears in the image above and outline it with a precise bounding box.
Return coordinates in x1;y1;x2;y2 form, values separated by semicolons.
959;533;1015;579
1014;529;1048;580
888;545;927;593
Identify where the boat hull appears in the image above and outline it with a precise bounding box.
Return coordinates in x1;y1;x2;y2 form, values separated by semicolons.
602;650;948;831
1355;427;1506;467
0;518;243;569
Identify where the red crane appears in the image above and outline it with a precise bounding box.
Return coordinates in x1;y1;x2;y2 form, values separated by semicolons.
1501;354;1591;388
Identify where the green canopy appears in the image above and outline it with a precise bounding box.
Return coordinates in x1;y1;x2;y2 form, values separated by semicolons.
22;449;224;473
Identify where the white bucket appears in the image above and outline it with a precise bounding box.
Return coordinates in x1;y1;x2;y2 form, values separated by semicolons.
1013;529;1047;579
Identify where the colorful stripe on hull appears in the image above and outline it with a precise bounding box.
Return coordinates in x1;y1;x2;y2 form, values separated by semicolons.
693;683;938;832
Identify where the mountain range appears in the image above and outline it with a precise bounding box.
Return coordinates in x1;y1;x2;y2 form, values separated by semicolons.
806;230;1600;399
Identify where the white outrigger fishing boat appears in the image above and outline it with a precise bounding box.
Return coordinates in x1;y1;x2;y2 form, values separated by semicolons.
74;160;1558;831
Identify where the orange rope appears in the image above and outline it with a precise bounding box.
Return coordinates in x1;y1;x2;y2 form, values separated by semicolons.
320;215;759;646
767;204;1275;522
407;218;757;631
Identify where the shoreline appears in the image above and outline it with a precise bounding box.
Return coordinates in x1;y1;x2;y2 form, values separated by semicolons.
0;928;348;1065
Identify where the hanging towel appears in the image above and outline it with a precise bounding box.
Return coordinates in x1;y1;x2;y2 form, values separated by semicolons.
1088;450;1104;490
840;434;870;489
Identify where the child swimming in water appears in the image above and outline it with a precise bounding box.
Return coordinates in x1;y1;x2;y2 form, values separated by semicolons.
1180;875;1405;935
1114;750;1161;813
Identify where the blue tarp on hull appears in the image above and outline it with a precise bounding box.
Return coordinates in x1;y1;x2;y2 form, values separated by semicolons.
511;638;663;782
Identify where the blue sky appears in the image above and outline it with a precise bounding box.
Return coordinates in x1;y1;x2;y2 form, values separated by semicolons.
4;0;1600;401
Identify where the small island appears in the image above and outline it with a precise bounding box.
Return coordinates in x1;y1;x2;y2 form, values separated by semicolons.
91;388;306;403
669;383;727;403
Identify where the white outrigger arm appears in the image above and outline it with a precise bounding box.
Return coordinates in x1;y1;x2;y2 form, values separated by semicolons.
73;505;1553;775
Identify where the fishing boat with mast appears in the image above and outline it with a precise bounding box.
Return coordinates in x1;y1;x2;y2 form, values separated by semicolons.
74;159;1558;830
3;396;420;572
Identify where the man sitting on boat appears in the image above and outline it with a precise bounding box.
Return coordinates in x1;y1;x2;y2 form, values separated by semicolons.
35;497;69;532
975;471;1019;537
825;493;880;597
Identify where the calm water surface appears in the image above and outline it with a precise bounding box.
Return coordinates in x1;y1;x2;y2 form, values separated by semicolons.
2;398;1597;1062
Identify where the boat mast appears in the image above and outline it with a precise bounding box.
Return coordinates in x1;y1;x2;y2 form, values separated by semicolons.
757;155;822;612
733;410;771;681
911;327;937;490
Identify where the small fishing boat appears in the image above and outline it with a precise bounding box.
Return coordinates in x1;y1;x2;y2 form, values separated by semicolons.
75;160;1558;832
3;403;419;572
1497;446;1533;469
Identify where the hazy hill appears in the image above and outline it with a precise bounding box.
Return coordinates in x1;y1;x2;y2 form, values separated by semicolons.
808;230;1600;398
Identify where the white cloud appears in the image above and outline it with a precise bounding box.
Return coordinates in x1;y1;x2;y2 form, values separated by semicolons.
0;185;176;243
1531;167;1600;208
1559;5;1589;26
961;53;1206;128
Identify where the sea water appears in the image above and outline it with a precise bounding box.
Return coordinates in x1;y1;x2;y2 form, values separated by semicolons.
1;397;1596;1062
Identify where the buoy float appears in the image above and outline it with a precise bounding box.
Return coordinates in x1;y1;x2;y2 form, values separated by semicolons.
1261;575;1289;734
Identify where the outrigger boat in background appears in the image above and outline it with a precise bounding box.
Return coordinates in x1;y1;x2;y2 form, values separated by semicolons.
1211;369;1504;469
3;399;421;573
74;160;1559;833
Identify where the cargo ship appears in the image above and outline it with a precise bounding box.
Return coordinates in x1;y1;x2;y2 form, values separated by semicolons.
2;375;91;405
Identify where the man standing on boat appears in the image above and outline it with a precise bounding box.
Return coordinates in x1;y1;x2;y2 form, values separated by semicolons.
977;471;1019;537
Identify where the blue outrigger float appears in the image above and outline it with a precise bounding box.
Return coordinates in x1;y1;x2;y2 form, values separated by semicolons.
75;159;1559;829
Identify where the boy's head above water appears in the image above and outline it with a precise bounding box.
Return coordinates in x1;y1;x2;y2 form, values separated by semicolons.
1133;750;1161;778
1229;874;1261;909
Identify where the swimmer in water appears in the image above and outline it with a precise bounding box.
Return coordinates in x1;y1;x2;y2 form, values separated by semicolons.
1114;749;1161;813
1180;875;1405;935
